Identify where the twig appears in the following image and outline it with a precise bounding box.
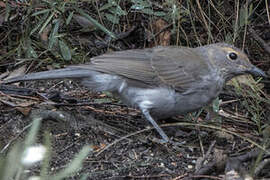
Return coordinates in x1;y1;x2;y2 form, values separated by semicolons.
95;128;152;157
195;140;216;172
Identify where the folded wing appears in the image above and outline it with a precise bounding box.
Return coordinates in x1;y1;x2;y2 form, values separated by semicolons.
75;47;210;92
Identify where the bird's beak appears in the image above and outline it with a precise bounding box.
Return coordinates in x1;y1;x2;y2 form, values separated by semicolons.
246;66;267;78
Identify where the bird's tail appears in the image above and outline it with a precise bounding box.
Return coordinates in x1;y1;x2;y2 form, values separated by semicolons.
4;67;95;84
4;67;124;92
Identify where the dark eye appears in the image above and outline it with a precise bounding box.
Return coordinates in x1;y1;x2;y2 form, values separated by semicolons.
228;52;238;60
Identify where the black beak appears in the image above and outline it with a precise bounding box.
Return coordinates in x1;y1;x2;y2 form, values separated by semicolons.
247;66;267;78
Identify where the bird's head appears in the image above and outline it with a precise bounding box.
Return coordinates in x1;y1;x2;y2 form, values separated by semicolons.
199;43;266;81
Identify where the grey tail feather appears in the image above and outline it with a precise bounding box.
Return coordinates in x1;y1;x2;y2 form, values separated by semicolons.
4;67;95;84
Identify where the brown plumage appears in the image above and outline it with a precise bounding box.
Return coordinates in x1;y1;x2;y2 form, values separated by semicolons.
5;43;266;142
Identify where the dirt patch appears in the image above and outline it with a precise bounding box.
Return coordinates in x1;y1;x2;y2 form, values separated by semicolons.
1;80;269;179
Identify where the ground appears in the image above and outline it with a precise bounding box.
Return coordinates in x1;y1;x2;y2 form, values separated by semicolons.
1;78;269;179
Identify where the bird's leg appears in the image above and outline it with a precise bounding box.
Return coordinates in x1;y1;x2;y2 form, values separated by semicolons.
141;109;169;143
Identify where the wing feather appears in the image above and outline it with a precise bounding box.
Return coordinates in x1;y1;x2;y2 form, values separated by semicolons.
151;46;210;92
70;46;211;92
71;49;158;85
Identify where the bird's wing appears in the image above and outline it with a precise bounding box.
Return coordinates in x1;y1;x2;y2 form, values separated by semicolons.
150;46;210;92
72;47;210;92
72;48;159;85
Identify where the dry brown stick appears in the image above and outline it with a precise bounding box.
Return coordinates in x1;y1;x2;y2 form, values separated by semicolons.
195;140;216;173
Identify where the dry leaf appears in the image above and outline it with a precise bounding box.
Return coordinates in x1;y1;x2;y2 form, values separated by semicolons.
16;106;32;116
4;65;26;81
150;19;171;47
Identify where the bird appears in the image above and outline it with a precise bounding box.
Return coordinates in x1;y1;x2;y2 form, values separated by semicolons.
4;43;266;142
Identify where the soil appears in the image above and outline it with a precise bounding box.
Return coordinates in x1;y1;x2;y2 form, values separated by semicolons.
1;79;268;180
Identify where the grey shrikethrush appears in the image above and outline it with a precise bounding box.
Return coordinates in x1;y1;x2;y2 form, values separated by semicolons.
5;43;266;142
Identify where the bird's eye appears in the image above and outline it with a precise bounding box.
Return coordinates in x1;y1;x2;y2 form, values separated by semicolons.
228;52;238;60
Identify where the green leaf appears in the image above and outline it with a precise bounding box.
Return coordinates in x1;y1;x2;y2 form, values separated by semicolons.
27;46;38;58
66;11;74;25
212;98;221;113
30;12;49;35
99;2;114;11
131;0;152;9
59;2;67;13
108;0;117;5
141;8;154;15
48;19;60;49
225;33;233;44
131;4;145;10
24;117;42;148
239;7;247;27
4;1;10;21
113;5;127;16
38;12;55;34
59;40;71;61
109;8;127;16
2;144;22;180
31;9;51;16
93;98;113;104
154;11;166;16
105;13;119;24
76;8;116;39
